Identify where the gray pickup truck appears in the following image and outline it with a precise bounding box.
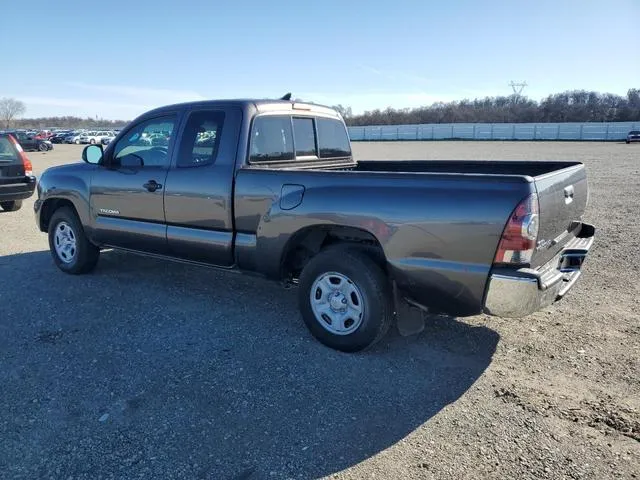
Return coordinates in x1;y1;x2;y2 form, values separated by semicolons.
34;98;595;352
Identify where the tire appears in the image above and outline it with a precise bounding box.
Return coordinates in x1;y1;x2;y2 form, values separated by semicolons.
90;139;96;145
75;140;80;144
1;200;22;212
48;206;100;274
38;142;47;152
626;140;631;144
298;246;394;352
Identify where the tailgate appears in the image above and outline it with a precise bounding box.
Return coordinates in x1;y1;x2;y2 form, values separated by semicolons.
532;164;588;268
0;136;26;185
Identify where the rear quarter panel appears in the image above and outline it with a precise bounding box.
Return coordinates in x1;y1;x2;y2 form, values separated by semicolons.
234;168;534;316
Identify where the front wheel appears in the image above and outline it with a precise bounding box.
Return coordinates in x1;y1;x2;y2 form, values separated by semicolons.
48;207;100;274
298;246;394;352
38;142;48;152
90;139;96;145
1;200;22;211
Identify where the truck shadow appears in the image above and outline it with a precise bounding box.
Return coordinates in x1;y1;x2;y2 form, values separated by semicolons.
0;250;499;479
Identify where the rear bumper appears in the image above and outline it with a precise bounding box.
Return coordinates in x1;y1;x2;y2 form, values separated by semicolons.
483;222;595;317
0;177;37;202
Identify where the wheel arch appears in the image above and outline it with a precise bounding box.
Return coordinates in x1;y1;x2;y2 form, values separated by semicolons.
280;224;387;282
39;198;80;232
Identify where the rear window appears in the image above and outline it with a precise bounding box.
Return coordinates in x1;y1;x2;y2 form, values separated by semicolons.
249;116;294;162
292;117;317;157
0;136;19;163
316;118;351;158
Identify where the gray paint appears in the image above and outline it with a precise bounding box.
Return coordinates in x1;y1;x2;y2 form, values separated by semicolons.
34;99;591;318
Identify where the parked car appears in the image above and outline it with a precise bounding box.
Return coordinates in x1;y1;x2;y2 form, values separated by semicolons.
34;130;54;140
79;131;113;144
0;134;36;211
34;98;595;352
51;131;72;143
8;131;53;152
100;131;117;145
626;130;640;144
65;132;85;144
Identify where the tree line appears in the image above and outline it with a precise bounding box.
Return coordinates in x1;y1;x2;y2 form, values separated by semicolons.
10;115;128;130
336;89;640;126
3;88;640;130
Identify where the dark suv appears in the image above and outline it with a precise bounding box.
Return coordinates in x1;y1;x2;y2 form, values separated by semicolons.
0;134;37;211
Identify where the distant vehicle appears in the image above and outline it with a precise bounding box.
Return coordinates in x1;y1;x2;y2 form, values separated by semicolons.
34;130;54;140
100;131;117;145
0;134;36;212
51;131;72;143
626;130;640;144
8;131;53;152
79;131;113;145
65;132;85;144
34;97;596;352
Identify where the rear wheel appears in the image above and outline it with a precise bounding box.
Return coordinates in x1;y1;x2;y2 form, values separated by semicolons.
38;142;47;152
298;246;394;352
48;207;100;274
1;200;22;212
90;138;96;145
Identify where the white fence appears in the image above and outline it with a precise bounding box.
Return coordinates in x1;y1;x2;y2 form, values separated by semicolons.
347;122;640;141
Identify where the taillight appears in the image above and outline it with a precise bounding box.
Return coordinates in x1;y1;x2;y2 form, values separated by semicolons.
7;134;33;176
494;193;539;264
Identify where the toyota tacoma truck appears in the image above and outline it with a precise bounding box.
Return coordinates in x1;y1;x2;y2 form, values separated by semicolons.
34;97;595;352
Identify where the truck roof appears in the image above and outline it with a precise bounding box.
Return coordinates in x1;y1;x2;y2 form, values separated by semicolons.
141;98;341;119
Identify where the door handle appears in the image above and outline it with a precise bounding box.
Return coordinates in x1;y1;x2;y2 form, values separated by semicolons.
143;180;162;192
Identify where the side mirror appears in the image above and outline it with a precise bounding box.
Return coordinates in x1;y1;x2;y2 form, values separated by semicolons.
82;144;103;164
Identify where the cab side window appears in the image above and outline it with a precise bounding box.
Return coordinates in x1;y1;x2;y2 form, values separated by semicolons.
112;116;176;168
176;110;225;167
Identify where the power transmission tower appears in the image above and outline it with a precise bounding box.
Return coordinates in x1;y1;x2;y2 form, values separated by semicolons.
509;81;528;103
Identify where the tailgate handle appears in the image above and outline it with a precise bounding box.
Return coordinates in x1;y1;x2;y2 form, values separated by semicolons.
564;185;574;204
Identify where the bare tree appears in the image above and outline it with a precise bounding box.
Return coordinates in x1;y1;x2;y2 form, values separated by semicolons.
0;98;26;128
332;104;353;119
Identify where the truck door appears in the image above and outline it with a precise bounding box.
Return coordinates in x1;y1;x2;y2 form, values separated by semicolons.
89;113;179;254
163;106;243;266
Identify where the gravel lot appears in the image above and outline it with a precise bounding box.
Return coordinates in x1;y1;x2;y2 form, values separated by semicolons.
1;142;638;480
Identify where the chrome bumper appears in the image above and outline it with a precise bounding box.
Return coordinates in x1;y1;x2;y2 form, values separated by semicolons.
483;223;595;318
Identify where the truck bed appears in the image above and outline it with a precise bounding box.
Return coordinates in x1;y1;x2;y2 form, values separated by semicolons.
355;160;582;178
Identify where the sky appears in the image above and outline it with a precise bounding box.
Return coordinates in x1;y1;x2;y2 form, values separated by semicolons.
2;0;639;120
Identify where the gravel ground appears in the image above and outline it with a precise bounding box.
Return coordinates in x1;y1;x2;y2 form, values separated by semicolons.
0;142;638;479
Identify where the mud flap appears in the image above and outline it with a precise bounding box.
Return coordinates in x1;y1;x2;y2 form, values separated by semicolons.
393;282;427;336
